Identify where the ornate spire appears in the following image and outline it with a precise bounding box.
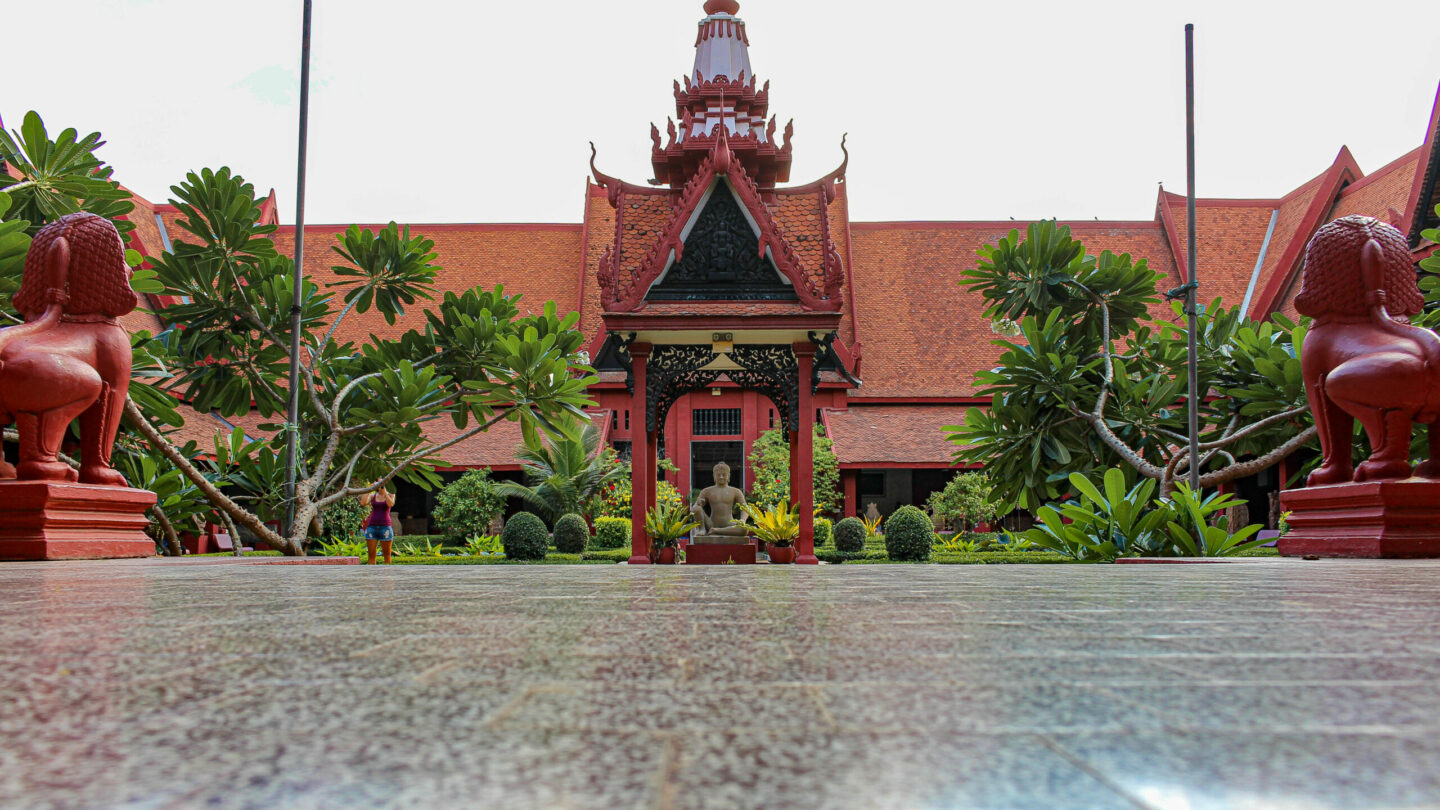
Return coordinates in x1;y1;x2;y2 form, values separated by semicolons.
651;0;792;192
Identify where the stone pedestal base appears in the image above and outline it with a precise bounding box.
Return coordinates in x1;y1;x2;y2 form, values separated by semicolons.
0;481;157;560
685;540;756;565
1278;480;1440;558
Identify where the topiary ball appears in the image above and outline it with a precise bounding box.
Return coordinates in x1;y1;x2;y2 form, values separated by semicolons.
833;517;866;552
501;512;549;560
884;506;933;561
553;513;589;554
813;517;832;548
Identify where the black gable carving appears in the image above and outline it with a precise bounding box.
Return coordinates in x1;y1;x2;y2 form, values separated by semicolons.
646;184;798;301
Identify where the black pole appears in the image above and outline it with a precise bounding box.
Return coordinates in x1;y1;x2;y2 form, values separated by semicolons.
284;0;313;543
1185;24;1201;496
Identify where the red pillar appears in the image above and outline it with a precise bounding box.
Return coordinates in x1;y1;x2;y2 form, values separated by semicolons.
793;342;818;564
842;470;858;517
628;343;651;564
647;429;659;512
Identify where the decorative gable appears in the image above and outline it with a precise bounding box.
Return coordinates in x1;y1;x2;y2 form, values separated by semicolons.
646;181;797;301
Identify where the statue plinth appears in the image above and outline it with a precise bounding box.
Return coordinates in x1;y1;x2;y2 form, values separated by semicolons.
0;481;156;560
1279;480;1440;558
685;538;756;565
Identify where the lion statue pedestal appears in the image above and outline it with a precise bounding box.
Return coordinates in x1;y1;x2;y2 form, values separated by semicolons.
1278;215;1440;558
0;213;156;561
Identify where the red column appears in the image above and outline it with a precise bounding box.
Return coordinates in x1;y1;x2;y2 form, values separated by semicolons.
843;470;858;517
647;429;659;512
793;342;818;564
628;343;651;564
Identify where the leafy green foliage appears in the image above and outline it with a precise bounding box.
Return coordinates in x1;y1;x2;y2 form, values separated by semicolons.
1419;205;1440;328
463;534;503;555
1015;469;1266;561
883;505;933;561
316;538;367;558
496;420;624;523
644;501;698;549
949;220;1314;509
833;517;866;552
593;516;631;549
320;496;368;542
127;165;596;554
0;112;135;237
553;513;590;554
925;472;1005;531
1162;484;1267;557
814;517;832;547
432;470;506;542
742;501;799;547
501;512;549;560
745;425;840;512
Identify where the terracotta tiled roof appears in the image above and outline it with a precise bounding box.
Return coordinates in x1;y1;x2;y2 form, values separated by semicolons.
1328;149;1419;224
616;193;672;273
846;221;1178;399
826;405;972;465
1159;195;1278;317
579;185;615;338
773;189;828;293
267;223;583;349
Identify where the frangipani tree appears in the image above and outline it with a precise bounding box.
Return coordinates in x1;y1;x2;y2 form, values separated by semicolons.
125;168;596;554
948;220;1317;511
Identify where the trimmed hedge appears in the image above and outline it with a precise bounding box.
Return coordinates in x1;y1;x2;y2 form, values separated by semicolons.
833;517;866;552
884;505;933;561
593;516;631;550
501;512;549;560
553;513;590;554
814;517;832;548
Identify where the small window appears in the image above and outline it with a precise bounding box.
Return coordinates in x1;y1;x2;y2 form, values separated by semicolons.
693;408;742;436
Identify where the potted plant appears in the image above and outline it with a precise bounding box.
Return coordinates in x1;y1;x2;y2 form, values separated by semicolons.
644;501;697;564
743;502;800;563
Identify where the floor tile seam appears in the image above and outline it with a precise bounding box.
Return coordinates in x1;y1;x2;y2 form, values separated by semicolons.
1031;732;1160;810
650;732;681;810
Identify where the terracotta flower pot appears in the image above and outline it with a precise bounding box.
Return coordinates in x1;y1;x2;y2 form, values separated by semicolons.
654;547;677;565
767;544;796;564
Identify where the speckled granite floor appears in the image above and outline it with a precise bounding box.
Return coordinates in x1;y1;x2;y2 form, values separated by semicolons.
3;559;1440;809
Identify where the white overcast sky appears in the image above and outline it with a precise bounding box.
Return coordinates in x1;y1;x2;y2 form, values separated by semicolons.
6;0;1439;225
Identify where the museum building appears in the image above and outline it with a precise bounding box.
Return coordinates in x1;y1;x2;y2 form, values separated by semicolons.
95;0;1440;531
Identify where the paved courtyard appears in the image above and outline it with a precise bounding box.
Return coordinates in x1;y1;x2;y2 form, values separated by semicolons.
3;559;1440;809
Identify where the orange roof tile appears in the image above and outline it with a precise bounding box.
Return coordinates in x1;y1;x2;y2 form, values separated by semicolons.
846;221;1177;399
826;405;971;465
266;223;583;349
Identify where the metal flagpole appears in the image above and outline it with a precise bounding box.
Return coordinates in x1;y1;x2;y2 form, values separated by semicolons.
284;0;313;540
1184;23;1201;494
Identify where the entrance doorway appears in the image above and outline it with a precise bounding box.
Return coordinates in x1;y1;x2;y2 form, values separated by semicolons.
691;440;745;497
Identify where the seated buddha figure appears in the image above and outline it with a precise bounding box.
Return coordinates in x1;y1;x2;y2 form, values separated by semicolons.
690;461;750;543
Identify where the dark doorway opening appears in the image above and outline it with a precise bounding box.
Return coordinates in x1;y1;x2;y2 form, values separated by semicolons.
691;440;745;497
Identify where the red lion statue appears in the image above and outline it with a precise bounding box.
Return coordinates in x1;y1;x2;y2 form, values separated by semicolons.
0;212;138;485
1295;215;1440;485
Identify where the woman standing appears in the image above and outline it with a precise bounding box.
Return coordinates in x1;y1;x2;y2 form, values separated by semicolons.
361;485;396;564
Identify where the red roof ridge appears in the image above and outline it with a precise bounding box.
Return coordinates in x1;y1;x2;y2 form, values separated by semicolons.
1339;144;1422;196
1249;146;1363;318
1402;80;1440;240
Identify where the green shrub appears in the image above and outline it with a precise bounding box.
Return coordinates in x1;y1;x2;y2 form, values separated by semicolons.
501;512;549;560
814;517;832;548
833;517;866;552
553;513;590;554
593;516;631;549
432;470;506;543
320;496;367;541
884;505;933;561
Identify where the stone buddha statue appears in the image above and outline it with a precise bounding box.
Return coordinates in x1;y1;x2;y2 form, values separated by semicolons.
690;461;749;543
